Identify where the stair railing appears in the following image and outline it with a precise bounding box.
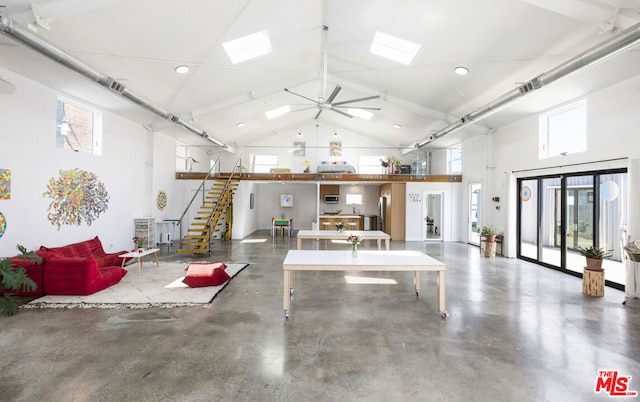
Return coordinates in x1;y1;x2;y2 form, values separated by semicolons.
176;154;221;246
202;158;242;246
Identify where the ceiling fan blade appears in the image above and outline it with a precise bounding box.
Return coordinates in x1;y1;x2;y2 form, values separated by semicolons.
314;109;323;120
284;88;320;104
290;106;320;113
332;95;380;106
332;106;382;110
326;85;342;103
328;108;354;118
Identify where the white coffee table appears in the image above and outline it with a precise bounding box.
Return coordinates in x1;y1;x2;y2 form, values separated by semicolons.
282;249;446;319
119;248;160;276
296;230;390;250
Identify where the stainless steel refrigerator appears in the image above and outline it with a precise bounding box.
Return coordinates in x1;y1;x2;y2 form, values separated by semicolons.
377;196;386;232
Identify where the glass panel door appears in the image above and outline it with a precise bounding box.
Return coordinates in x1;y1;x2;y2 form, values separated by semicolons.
519;179;537;259
566;175;594;275
469;183;481;245
541;177;562;266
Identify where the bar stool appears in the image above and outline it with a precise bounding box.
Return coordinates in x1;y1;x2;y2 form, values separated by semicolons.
322;222;331;230
347;222;357;230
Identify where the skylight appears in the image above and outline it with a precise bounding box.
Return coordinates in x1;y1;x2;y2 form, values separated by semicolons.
347;108;373;120
223;30;272;64
265;105;290;119
370;31;420;65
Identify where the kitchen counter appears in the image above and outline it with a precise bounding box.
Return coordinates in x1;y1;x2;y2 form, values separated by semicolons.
319;214;361;218
319;215;363;230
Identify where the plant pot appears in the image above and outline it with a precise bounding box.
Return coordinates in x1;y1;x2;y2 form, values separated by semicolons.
585;258;603;271
484;234;496;243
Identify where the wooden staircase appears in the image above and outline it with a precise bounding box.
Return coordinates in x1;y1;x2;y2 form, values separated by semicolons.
177;176;238;255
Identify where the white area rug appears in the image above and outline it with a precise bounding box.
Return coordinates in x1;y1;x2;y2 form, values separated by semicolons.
22;262;248;309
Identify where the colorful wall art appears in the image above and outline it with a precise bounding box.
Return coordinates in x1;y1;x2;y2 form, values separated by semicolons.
43;168;110;230
0;169;11;200
0;211;6;238
156;190;167;210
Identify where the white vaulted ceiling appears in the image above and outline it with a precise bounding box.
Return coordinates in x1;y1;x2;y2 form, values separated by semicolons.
1;0;640;151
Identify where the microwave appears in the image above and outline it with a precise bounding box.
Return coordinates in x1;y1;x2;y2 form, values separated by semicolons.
324;195;340;203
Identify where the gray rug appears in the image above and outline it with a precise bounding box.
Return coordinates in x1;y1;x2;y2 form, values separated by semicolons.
22;262;248;309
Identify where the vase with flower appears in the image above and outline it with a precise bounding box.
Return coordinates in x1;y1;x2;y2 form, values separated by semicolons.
132;235;146;252
335;222;345;232
347;234;363;257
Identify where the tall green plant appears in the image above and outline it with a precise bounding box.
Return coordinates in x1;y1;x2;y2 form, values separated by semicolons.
1;245;41;316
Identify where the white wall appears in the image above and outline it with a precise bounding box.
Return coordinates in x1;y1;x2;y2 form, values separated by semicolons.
0;67;155;256
405;182;461;241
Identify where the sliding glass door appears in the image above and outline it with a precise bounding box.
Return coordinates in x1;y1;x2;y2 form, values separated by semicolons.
517;169;627;289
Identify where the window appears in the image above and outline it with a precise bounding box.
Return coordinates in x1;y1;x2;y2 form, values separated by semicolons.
345;193;364;205
358;155;386;174
56;97;102;155
539;100;586;159
447;148;462;173
252;154;277;173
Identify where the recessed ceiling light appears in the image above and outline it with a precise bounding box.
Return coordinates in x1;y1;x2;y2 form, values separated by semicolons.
393;123;402;129
297;132;302;136
370;31;420;65
175;65;190;74
236;122;245;127
454;66;469;75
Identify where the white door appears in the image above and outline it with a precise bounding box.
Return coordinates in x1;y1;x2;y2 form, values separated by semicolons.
469;183;481;245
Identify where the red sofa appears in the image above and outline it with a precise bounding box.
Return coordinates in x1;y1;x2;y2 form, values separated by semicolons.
4;236;130;297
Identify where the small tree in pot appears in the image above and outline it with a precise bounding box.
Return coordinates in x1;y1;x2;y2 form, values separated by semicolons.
577;246;612;271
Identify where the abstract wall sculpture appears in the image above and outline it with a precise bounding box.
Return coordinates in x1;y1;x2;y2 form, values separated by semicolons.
43;168;110;230
0;169;11;200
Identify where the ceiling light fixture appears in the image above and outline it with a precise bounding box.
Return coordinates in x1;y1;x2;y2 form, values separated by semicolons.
454;66;469;75
347;108;373;120
393;123;402;129
175;65;189;74
297;132;302;136
236;122;245;127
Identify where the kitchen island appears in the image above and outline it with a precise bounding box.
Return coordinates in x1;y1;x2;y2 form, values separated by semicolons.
318;215;362;230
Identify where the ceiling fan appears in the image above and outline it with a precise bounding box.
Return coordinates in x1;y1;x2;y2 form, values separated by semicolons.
283;26;381;120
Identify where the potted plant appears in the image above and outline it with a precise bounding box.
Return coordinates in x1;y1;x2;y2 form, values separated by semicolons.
481;225;497;242
577;246;612;271
388;156;402;173
1;245;40;316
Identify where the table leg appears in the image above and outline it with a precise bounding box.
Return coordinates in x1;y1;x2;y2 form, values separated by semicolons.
414;271;421;296
385;239;390;250
437;270;446;311
283;269;291;317
121;258;126;268
297;238;302;249
137;257;142;276
153;251;159;267
376;239;381;250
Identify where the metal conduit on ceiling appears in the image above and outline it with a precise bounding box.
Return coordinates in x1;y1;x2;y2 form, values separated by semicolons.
0;11;234;153
413;21;640;148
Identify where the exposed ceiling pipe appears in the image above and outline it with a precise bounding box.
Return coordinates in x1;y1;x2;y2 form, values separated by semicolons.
413;21;640;148
0;11;234;153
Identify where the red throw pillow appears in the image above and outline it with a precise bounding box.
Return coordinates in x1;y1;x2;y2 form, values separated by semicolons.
183;262;229;288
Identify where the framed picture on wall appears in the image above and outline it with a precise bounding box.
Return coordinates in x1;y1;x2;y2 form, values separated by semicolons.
330;141;342;156
294;141;305;157
280;194;293;207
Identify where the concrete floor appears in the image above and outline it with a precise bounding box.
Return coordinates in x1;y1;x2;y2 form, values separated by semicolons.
2;230;640;401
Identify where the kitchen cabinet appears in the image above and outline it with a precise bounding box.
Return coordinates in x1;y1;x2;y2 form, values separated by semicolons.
380;183;405;240
319;184;340;198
